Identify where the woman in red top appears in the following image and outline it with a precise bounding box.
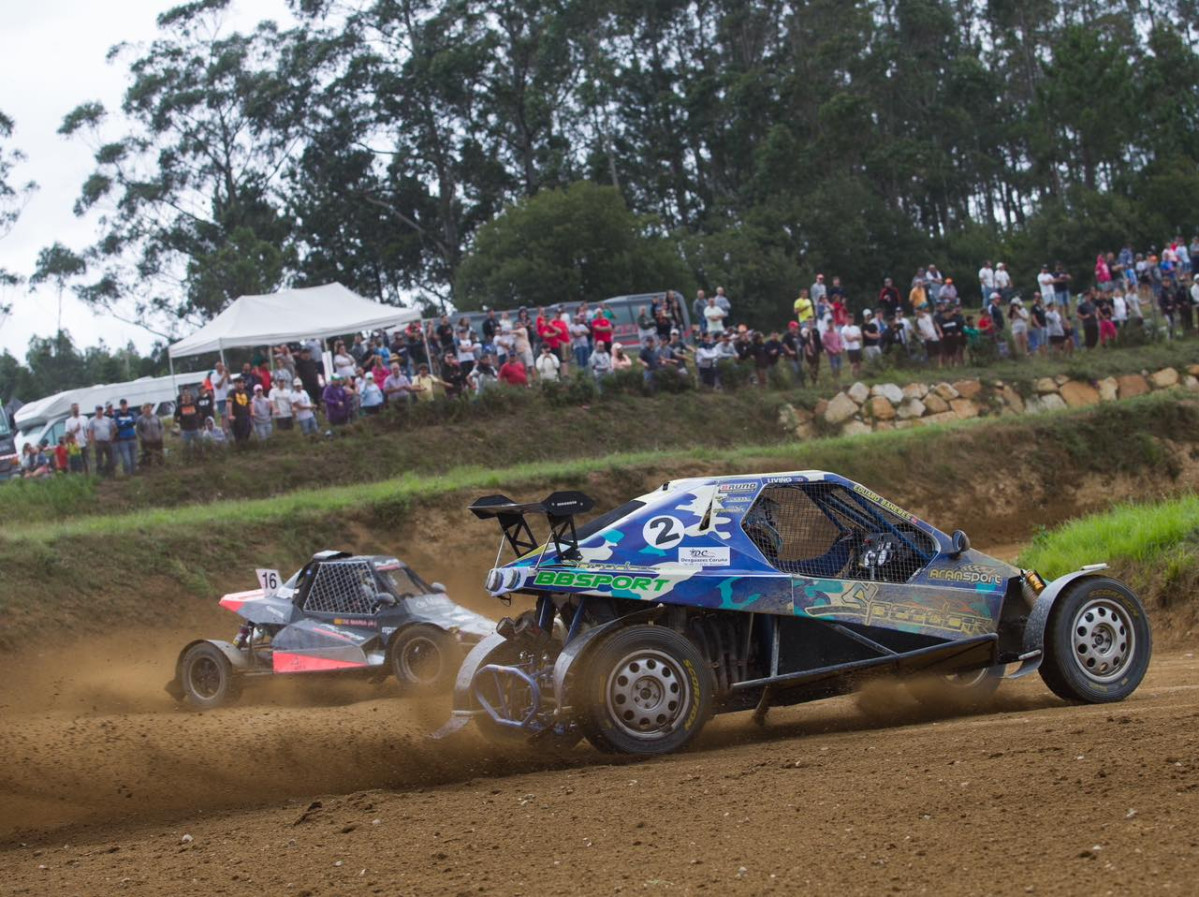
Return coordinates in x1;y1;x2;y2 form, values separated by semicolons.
591;313;614;350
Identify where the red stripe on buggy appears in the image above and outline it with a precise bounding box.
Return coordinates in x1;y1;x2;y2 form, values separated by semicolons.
220;589;265;613
273;652;366;673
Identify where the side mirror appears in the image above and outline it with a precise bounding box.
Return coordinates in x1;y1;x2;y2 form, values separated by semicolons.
950;530;971;558
431;581;447;594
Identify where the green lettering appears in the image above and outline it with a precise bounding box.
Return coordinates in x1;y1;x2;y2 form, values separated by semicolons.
534;572;556;586
612;576;632;589
592;574;613;587
652;579;671;592
631;577;651;591
574;572;593;587
555;571;575;586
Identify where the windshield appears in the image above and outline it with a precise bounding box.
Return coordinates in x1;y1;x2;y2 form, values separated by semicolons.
0;411;11;438
378;568;429;599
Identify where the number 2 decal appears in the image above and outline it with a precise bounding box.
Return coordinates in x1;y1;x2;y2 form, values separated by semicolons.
642;515;684;550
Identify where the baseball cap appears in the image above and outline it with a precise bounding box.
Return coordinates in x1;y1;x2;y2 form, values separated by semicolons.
863;310;873;318
365;372;374;379
292;377;302;386
94;404;103;411
253;384;263;391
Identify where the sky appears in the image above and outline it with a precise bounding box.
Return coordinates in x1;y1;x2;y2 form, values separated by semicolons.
0;0;291;359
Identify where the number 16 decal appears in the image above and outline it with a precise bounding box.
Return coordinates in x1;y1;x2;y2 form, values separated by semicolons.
642;515;684;550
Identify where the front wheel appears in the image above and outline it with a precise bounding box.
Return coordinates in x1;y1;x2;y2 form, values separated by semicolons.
1039;577;1152;703
579;625;713;756
390;625;458;694
179;643;239;709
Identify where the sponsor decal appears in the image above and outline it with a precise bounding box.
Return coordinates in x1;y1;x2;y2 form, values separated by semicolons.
851;483;915;522
533;570;671;592
928;566;1005;585
678;546;731;567
802;582;992;636
765;475;806;484
332;618;378;628
717;482;758;493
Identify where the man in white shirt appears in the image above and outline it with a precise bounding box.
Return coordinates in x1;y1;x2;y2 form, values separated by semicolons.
210;361;230;419
994;262;1012;298
269;378;296;431
840;319;864;376
978;261;995;303
535;345;561;382
291;379;318;435
1037;264;1055;298
703;295;728;335
64;402;90;474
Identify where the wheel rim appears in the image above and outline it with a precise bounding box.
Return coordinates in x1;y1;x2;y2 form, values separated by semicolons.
188;656;223;699
1071;598;1135;682
943;667;992;689
401;636;443;684
605;649;691;740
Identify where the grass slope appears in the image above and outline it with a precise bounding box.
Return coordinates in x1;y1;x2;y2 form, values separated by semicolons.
1;396;1197;651
1019;496;1199;644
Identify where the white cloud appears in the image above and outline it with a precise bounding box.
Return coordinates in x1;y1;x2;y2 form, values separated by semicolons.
0;0;292;359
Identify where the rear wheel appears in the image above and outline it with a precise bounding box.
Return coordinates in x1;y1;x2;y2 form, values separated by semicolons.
179;643;239;709
579;625;713;756
1039;577;1151;703
391;625;458;694
906;665;1003;710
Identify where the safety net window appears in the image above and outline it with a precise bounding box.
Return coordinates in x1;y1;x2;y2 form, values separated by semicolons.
742;483;935;583
302;560;380;615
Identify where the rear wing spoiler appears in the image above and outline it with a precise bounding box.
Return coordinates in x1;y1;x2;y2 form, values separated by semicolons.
470;491;596;561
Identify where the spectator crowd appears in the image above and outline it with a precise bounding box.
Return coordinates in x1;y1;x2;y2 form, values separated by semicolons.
18;234;1199;479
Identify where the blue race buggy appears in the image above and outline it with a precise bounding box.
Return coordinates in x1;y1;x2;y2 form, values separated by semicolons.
438;472;1152;755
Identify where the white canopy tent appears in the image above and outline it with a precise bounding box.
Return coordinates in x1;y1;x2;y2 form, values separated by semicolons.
167;283;421;361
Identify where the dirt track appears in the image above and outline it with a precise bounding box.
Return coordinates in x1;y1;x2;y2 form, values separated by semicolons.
2;627;1198;897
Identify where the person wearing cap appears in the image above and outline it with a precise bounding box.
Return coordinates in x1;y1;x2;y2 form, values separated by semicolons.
994;262;1012;300
322;373;351;426
227;377;253;443
87;404;116;475
984;292;1005;336
360;371;385;415
1008;296;1030;358
269;374;297;431
112;398;139;476
250;384;274;441
940;277;958;307
290;378;318;435
136;402;165;467
862;309;882;362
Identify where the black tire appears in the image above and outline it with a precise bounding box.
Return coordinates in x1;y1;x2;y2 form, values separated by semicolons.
905;665;1003;710
579;625;713;756
179;642;238;710
1039;576;1152;703
390;625;458;694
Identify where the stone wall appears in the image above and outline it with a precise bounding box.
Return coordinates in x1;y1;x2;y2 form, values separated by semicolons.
779;365;1199;440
